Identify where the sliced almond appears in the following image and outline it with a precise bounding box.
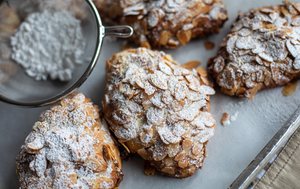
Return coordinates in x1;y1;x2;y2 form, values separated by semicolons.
161;167;175;175
68;173;77;185
164;54;175;62
176;30;192;46
265;23;277;31
201;5;211;14
219;13;227;20
164;157;174;167
167;143;180;158
221;112;230;126
200;75;210;86
119;141;130;153
213;56;225;73
182;139;194;152
137;148;151;160
197;67;207;77
84;156;107;172
204;41;215;50
141;18;148;34
128;91;135;100
174;152;186;162
189;1;203;17
140;41;151;49
182;60;202;70
249;83;263;100
95;177;114;188
27;135;44;153
147;10;159;28
126;139;144;153
160;31;169;46
150;71;168;90
143;161;156;176
167;40;180;47
282;81;298;96
178;159;188;168
192;143;203;155
281;6;292;17
236;87;247;96
221;87;235;96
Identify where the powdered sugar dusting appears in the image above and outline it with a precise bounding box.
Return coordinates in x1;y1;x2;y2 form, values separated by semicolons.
94;0;227;48
103;47;215;177
230;112;239;122
209;2;300;99
217;81;300;138
11;10;85;81
16;93;123;189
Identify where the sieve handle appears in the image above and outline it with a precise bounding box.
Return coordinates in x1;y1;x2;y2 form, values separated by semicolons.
103;26;133;38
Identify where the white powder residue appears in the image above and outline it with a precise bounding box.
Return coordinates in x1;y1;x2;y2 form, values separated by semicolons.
103;36;117;44
222;119;231;126
230;112;239;122
11;10;85;81
221;111;238;126
216;81;300;137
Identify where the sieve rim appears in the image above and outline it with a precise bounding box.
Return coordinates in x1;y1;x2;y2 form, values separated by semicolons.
0;0;132;107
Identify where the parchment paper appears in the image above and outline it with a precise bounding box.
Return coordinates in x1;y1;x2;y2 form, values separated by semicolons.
1;0;300;188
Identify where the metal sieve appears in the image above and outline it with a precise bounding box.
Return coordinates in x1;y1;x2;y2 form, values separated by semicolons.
0;0;133;107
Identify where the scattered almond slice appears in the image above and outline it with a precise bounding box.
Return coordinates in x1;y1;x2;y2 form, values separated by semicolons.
282;81;298;96
204;41;215;50
221;112;230;126
182;60;202;70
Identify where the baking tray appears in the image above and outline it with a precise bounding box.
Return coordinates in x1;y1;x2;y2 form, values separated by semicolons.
230;106;300;189
1;0;300;188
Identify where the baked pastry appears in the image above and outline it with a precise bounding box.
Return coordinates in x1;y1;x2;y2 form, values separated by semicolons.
93;0;227;49
15;93;123;189
208;1;300;99
103;48;216;178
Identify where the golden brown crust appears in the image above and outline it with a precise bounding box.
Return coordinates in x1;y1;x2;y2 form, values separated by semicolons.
93;0;227;49
208;1;300;99
103;48;215;177
15;93;123;189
